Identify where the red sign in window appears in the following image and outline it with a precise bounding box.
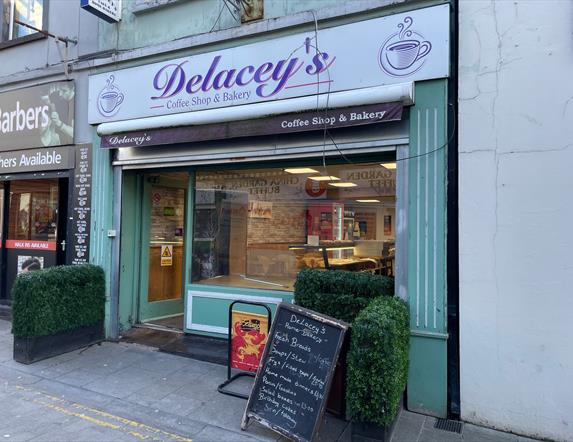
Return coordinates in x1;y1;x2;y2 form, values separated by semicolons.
5;240;57;251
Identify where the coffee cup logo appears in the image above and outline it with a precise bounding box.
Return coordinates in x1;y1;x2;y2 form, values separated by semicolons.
97;75;124;117
379;16;432;77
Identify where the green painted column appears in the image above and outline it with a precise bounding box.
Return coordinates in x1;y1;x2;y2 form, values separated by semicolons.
89;135;115;338
407;79;449;417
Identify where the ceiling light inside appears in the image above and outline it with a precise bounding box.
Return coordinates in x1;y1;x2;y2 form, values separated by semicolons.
284;168;319;174
380;162;397;170
356;199;381;203
329;182;358;188
308;176;340;181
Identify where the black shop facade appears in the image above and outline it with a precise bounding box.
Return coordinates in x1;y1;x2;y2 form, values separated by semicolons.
0;80;92;314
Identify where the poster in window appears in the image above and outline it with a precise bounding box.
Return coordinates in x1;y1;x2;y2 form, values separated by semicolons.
248;201;272;219
17;256;44;274
384;215;392;235
231;310;269;372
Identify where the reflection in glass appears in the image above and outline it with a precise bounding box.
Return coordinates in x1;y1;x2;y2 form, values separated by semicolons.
8;179;58;242
2;0;43;41
147;185;186;303
192;163;397;292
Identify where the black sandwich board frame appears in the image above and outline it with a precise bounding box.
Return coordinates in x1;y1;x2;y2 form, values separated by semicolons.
218;300;272;400
241;302;349;442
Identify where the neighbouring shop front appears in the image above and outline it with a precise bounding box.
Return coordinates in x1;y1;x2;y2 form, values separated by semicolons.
89;4;451;417
0;81;92;308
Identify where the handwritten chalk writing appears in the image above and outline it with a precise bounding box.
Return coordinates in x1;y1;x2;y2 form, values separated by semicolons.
245;304;348;442
290;337;311;352
289;314;320;335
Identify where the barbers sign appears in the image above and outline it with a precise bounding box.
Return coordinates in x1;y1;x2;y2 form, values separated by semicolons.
0;81;75;151
88;4;449;124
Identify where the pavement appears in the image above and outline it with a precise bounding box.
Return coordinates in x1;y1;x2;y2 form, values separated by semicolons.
0;318;542;442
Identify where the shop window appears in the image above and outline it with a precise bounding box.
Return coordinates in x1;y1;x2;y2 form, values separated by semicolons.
192;162;396;292
1;0;44;45
7;179;58;242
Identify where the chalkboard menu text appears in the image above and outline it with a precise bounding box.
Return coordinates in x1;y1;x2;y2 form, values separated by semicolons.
241;303;348;442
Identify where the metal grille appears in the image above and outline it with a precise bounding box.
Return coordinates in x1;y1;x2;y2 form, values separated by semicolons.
434;418;463;434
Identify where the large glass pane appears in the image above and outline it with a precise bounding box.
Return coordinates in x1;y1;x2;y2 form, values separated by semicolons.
8;179;58;243
192;162;396;291
147;185;186;302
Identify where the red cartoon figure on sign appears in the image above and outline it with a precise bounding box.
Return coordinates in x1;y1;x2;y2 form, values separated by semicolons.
231;315;268;372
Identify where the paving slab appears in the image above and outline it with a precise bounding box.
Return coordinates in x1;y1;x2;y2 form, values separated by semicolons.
0;319;543;442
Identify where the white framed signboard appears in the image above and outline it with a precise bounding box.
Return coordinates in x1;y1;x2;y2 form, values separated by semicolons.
88;4;450;124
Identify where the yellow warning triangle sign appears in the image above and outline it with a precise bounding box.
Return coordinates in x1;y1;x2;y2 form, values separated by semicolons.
161;246;172;257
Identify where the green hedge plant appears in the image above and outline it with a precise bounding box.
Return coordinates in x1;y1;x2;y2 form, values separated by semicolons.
11;264;105;338
294;268;394;323
346;296;410;426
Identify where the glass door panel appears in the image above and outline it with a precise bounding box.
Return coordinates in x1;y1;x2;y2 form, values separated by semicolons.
139;173;187;323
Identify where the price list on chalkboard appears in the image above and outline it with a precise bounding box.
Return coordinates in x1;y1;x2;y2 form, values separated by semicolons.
242;303;348;442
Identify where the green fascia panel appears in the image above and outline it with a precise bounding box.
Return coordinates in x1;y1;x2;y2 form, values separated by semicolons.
185;283;293;337
408;334;447;417
406;79;449;417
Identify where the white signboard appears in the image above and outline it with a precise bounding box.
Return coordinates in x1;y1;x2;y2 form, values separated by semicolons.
81;0;121;23
88;4;449;124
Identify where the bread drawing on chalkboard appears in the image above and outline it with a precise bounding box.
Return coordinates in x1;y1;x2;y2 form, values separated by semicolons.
231;313;269;372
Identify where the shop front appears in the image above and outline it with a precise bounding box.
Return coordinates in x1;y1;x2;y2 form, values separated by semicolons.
89;3;451;417
0;81;92;311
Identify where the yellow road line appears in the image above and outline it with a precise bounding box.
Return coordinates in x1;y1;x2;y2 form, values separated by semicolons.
13;385;193;442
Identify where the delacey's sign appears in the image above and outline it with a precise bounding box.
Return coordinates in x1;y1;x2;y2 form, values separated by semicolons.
241;303;348;442
89;4;449;124
0;81;75;151
100;102;403;148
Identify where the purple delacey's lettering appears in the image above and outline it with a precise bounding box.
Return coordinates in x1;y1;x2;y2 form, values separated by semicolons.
200;55;222;92
151;52;334;100
152;61;188;99
236;65;255;86
305;53;337;75
257;58;304;97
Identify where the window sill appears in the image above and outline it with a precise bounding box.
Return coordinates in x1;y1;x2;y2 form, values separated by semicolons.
0;32;46;50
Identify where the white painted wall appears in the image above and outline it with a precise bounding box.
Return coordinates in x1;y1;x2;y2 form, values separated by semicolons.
458;1;573;441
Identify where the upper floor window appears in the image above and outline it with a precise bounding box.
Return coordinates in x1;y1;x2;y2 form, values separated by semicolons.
1;0;44;43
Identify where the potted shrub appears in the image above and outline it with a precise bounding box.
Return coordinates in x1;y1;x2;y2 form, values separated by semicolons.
12;264;105;364
294;269;395;417
347;296;410;442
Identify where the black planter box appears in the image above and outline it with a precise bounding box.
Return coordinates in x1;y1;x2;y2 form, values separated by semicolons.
13;323;104;364
350;397;403;442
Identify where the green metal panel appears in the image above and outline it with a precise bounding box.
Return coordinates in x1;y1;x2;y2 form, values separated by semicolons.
184;283;293;338
407;79;448;417
118;172;141;332
408;334;448;415
89;137;114;337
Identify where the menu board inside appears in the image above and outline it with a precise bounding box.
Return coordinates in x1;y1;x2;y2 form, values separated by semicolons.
241;303;348;442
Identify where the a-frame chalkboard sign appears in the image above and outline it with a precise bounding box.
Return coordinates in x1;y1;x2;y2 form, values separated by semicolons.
241;302;349;442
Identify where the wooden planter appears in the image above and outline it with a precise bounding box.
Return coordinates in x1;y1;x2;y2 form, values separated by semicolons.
326;331;350;418
350;397;403;442
13;323;104;364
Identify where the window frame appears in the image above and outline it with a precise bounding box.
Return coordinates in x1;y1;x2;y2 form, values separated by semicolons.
0;0;48;50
